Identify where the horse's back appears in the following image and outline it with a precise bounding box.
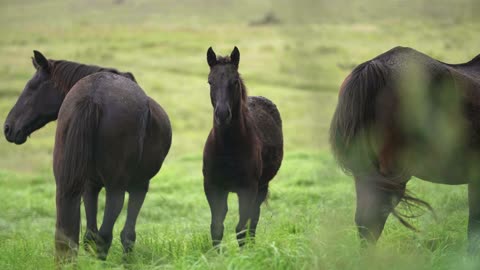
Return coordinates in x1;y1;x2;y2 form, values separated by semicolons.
248;96;283;183
375;46;480;85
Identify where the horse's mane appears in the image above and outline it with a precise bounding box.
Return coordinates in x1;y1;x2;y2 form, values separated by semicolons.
239;76;248;104
50;60;134;94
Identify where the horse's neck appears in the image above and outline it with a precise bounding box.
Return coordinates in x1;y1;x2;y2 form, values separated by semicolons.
52;61;105;94
65;69;106;94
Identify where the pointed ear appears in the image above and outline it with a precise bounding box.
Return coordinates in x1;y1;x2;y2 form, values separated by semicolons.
207;47;217;67
230;46;240;68
31;57;40;69
33;50;49;71
123;72;137;83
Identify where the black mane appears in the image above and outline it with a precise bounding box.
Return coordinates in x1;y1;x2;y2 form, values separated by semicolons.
51;60;135;93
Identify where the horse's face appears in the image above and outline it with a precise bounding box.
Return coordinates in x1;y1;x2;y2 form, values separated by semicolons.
206;47;241;126
4;51;63;144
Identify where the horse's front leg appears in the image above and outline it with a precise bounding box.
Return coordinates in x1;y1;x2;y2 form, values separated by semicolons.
236;184;258;247
468;180;480;254
354;173;406;244
205;184;229;248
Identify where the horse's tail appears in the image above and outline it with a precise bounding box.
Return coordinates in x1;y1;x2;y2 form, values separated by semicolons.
329;60;433;230
330;60;387;173
56;95;101;197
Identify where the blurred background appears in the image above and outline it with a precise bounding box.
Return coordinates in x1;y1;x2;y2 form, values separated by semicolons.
0;0;479;269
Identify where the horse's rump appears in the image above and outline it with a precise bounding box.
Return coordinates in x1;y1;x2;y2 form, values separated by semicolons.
248;96;283;183
248;96;283;145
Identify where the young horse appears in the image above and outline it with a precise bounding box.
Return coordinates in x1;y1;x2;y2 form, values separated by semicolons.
330;46;480;252
4;51;172;261
203;47;283;247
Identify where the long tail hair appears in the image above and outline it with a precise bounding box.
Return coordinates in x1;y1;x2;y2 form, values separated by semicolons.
330;60;433;230
55;95;101;197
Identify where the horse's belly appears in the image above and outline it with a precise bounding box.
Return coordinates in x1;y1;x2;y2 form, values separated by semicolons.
412;172;468;185
406;151;473;185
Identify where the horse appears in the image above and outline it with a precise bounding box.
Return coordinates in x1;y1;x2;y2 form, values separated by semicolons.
203;47;283;247
4;51;172;261
330;46;480;252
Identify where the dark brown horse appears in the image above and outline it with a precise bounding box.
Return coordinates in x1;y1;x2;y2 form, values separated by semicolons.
203;47;283;247
4;51;172;261
330;46;480;252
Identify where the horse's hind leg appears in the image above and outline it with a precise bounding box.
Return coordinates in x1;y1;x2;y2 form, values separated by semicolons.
55;190;82;263
121;187;148;253
205;185;229;247
468;180;480;254
83;184;102;251
354;173;406;244
97;189;125;260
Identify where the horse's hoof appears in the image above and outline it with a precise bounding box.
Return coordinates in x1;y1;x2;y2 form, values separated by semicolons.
96;243;108;261
96;245;108;261
212;243;226;254
467;244;480;256
120;230;136;254
97;253;107;261
95;233;112;261
83;230;99;252
236;236;255;248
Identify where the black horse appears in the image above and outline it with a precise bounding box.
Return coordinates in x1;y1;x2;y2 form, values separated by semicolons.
203;47;283;247
330;46;480;252
4;51;172;261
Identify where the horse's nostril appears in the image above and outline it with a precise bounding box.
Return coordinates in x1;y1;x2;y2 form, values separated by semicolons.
4;124;10;136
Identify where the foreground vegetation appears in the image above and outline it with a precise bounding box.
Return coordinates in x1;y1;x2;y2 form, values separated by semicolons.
0;0;480;269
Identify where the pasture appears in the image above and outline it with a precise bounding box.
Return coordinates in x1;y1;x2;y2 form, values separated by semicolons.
0;0;480;269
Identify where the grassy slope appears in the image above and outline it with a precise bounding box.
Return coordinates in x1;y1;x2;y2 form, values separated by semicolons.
0;0;479;269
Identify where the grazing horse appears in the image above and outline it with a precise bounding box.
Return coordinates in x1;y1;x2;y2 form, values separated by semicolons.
330;46;480;252
203;47;283;247
4;51;172;261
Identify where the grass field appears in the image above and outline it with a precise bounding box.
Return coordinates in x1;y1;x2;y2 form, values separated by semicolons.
1;0;480;269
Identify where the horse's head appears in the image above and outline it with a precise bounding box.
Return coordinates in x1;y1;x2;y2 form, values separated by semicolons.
4;50;64;144
207;46;244;127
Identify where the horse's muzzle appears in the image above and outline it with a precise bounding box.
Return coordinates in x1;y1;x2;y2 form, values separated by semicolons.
4;123;27;145
214;106;232;126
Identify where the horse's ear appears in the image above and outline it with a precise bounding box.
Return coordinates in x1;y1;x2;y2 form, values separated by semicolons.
207;47;217;67
33;50;49;71
230;46;240;68
31;57;39;70
123;72;137;83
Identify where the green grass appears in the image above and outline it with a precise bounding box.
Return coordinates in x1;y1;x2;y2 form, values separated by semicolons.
0;0;480;269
